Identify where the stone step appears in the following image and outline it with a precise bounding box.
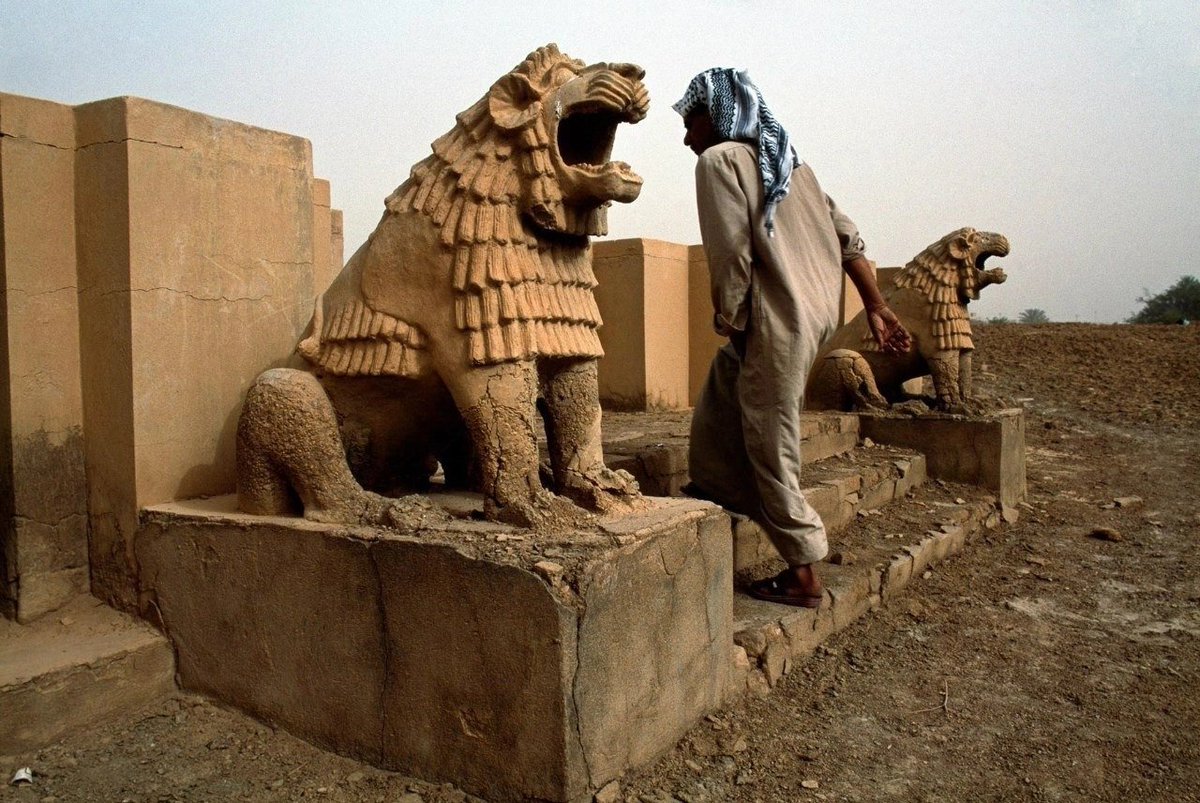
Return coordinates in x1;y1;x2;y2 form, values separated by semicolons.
0;594;176;755
729;444;927;572
600;411;860;496
728;482;1001;696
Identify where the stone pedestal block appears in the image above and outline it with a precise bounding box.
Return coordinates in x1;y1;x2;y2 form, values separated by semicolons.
858;408;1026;508
136;496;732;803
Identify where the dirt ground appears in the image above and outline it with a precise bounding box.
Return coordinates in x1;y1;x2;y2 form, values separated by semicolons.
5;323;1199;802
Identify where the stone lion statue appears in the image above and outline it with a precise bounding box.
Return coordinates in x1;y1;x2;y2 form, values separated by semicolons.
805;228;1010;413
236;44;649;527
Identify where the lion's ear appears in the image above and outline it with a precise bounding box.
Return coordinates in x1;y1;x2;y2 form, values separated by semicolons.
488;73;542;131
948;232;975;261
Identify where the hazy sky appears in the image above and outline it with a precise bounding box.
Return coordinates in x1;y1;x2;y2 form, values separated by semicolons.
3;1;1197;322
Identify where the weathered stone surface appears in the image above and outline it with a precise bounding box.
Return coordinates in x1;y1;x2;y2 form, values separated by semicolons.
860;409;1026;509
882;553;914;600
136;496;730;803
0;595;175;753
733;498;998;691
375;540;579;798
576;504;731;783
137;512;387;763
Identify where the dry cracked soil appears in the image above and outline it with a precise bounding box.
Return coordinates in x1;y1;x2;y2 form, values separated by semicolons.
4;323;1199;802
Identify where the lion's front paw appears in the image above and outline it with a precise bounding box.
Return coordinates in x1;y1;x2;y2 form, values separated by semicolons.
488;488;587;530
558;467;640;512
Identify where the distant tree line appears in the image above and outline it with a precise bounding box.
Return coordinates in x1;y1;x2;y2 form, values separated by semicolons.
980;308;1049;325
975;277;1200;325
1127;276;1199;324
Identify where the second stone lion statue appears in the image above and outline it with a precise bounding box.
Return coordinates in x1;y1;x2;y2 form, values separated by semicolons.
236;44;650;527
805;228;1010;414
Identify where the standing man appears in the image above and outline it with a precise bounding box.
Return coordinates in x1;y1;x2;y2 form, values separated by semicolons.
677;68;911;607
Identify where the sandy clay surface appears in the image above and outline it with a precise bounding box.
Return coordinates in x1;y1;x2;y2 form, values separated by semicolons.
4;323;1198;802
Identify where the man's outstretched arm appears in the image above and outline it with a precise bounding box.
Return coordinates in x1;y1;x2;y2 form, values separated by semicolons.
843;255;912;354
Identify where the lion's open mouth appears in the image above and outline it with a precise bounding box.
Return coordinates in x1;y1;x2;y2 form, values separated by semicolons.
551;73;646;204
555;105;642;201
557;109;626;173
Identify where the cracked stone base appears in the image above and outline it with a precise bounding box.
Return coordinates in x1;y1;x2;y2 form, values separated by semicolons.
859;408;1026;509
135;496;732;803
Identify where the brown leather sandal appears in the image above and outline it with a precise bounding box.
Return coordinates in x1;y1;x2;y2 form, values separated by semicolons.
747;569;824;608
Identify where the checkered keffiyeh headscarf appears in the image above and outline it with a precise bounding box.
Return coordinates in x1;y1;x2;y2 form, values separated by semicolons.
673;68;800;235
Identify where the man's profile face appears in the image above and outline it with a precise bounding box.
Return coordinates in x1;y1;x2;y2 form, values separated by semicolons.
683;108;719;156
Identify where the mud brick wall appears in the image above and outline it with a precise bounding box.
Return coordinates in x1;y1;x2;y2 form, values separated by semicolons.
0;94;89;621
0;92;339;618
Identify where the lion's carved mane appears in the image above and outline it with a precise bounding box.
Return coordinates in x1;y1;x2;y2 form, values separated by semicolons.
299;45;646;378
860;227;986;354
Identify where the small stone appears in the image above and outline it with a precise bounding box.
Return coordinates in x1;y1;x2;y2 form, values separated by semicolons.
685;759;704;773
1089;527;1123;542
922;570;933;580
862;437;875;448
726;736;748;754
595;779;621;803
735;772;752;785
58;616;74;626
316;788;328;795
829;551;856;566
346;770;365;783
269;780;284;790
801;779;820;789
1113;496;1143;509
533;560;564;581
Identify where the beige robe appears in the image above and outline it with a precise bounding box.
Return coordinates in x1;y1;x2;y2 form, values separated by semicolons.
689;141;864;566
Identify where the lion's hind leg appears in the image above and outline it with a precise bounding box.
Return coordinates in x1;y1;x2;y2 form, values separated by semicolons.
809;349;889;412
237;368;401;525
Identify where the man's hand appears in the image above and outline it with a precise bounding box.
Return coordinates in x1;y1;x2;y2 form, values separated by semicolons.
866;304;912;355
